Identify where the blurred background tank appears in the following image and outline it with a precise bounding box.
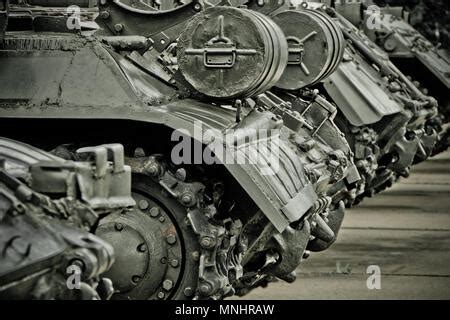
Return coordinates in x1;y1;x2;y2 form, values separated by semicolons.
289;1;444;205
361;4;450;111
320;0;449;153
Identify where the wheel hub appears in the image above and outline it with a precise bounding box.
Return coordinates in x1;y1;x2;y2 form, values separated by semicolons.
95;192;184;300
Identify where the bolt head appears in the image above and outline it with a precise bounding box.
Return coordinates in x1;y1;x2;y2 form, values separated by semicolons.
191;251;200;261
184;287;194;297
199;283;212;295
166;234;177;245
114;23;124;32
170;259;179;268
138;199;149;210
146;163;159;176
149;207;160;217
100;11;110;19
137;243;147;253
193;3;202;11
175;168;187;181
200;237;211;248
200;236;213;248
181;193;193;205
134;147;145;157
162;279;173;291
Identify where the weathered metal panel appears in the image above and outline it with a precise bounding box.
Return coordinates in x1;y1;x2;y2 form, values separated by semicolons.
323;48;402;126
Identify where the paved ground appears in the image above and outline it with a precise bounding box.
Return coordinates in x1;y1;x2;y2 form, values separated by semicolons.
236;150;450;299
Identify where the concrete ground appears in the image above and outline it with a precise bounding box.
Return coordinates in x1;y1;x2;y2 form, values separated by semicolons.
236;150;450;299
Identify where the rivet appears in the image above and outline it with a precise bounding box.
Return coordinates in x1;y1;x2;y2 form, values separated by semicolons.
137;243;147;253
131;275;141;283
115;223;123;231
159;216;165;223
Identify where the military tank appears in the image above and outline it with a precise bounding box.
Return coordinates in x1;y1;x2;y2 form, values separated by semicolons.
331;0;450;154
407;0;449;49
278;1;441;205
363;6;449;101
0;0;362;299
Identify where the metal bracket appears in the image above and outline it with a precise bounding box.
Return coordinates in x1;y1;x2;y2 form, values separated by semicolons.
286;32;317;75
184;15;257;69
286;36;304;65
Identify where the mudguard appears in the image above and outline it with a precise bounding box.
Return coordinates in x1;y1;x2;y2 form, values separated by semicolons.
323;47;402;126
0;32;316;232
